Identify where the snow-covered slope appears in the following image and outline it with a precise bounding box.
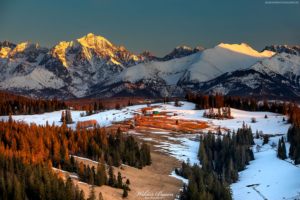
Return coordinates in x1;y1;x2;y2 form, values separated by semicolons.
0;34;299;99
251;53;300;85
0;67;65;90
106;43;275;86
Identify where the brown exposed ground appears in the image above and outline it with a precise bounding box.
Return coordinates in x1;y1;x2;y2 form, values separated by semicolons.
106;107;227;134
61;150;183;200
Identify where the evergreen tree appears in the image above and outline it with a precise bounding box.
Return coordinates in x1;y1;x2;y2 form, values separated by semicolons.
79;190;85;200
65;177;74;200
98;101;104;111
13;178;21;200
61;111;65;122
8;113;13;124
281;140;287;159
98;192;104;200
277;139;282;158
108;163;115;187
117;172;123;188
89;186;96;200
94;101;97;112
123;187;128;198
263;135;269;145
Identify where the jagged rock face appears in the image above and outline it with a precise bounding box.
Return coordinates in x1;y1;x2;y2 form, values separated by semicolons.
137;51;156;60
0;34;300;99
161;46;203;61
197;69;300;97
262;45;300;56
0;40;17;48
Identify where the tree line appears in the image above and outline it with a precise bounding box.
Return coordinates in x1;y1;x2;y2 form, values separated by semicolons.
176;126;255;200
283;102;300;164
185;92;291;114
0;90;67;116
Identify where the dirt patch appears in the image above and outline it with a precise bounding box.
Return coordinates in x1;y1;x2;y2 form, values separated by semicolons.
70;151;183;200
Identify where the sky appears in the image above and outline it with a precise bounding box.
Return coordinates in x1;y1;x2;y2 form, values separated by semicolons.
0;0;299;57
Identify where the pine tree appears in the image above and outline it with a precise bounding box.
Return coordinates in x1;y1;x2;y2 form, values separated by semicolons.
98;101;104;111
263;135;269;145
126;179;130;185
75;185;80;200
98;192;104;200
108;163;115;187
277;139;282;158
94;101;97;112
117;172;123;188
123;187;128;198
89;169;94;185
187;175;198;200
39;181;45;200
255;130;259;139
65;177;74;200
8;113;13;124
115;103;121;110
79;190;85;200
89;186;96;200
61;111;65;122
281;140;287;159
282;100;288;115
174;99;179;107
13;177;21;200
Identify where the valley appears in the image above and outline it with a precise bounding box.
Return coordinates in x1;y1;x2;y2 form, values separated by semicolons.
1;101;299;199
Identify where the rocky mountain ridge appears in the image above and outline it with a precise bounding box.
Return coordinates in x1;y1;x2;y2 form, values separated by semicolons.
0;33;299;99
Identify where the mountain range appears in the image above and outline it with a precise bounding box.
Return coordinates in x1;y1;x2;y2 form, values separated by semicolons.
0;33;299;99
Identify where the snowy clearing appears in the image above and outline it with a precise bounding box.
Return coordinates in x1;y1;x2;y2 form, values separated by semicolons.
3;101;298;199
231;137;300;200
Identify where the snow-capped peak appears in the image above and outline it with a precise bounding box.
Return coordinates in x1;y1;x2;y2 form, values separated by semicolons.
77;33;114;49
217;43;275;57
176;46;192;51
9;41;38;58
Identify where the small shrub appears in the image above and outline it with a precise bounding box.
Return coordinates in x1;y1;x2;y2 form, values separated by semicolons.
259;130;264;138
283;117;285;122
271;142;277;149
129;124;134;129
256;145;261;152
116;103;121;110
265;114;268;118
263;135;270;145
126;179;130;185
251;117;257;123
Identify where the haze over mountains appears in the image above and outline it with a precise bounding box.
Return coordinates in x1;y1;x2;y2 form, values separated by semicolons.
0;33;299;99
